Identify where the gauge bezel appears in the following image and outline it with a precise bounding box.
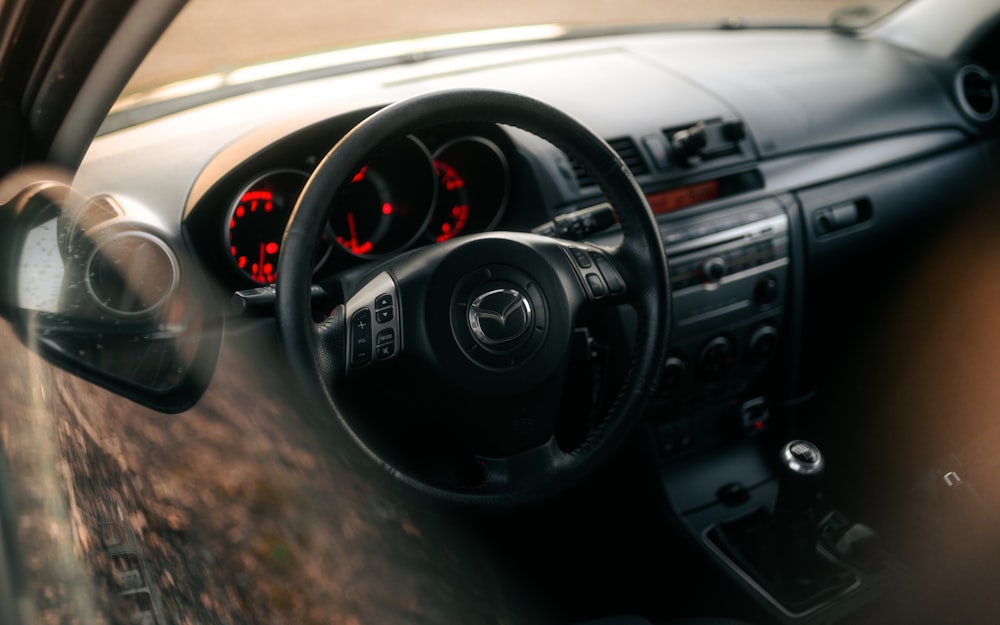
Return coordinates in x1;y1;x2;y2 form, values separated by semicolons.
326;134;438;260
427;135;509;243
224;168;323;285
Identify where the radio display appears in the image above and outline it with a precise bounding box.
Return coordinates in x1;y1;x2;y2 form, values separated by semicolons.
647;179;721;215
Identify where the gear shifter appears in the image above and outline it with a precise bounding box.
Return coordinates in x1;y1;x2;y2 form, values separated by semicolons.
778;440;825;500
708;439;857;613
774;440;826;580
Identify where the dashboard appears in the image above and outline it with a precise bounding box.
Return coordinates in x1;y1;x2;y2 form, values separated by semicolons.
74;30;995;298
68;21;1000;503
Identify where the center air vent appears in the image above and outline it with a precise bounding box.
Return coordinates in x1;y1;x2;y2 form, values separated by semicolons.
572;136;649;188
955;64;999;123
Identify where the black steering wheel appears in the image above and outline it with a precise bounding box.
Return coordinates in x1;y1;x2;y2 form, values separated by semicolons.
277;88;670;506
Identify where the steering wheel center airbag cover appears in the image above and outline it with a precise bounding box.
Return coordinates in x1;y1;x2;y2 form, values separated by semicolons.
468;287;532;346
453;264;548;368
419;235;567;393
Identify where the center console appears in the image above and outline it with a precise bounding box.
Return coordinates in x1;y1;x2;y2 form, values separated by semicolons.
637;194;899;624
648;194;793;455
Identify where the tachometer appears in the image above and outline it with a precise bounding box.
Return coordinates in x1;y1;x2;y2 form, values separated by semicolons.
327;136;436;258
227;170;309;285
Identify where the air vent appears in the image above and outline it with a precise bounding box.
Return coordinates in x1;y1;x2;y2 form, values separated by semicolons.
955;64;999;123
572;136;649;187
86;231;180;316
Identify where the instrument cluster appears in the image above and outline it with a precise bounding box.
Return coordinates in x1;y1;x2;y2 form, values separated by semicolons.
224;133;510;286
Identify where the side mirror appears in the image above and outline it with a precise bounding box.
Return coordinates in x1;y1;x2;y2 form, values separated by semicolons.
0;172;221;413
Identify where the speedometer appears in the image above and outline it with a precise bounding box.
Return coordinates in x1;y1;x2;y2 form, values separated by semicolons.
227;170;309;285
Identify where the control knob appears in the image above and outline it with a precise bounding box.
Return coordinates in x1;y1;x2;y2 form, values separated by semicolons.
748;324;779;364
698;335;735;379
662;356;688;390
701;256;727;283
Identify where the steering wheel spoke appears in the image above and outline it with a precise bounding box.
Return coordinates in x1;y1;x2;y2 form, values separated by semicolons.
555;240;630;307
475;438;571;492
341;271;402;371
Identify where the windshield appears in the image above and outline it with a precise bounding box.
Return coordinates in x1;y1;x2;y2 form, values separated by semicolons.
122;0;908;103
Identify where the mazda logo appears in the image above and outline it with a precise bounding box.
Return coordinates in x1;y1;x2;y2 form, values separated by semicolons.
468;288;532;345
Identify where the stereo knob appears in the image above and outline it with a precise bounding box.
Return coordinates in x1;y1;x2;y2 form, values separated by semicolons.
748;324;779;364
701;256;727;283
662;356;688;390
754;274;779;306
699;336;735;379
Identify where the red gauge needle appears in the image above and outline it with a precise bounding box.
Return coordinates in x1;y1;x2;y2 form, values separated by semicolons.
346;211;359;252
258;242;266;282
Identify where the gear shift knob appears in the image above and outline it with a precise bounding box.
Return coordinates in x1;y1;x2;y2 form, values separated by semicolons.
774;440;826;579
782;440;824;476
776;440;825;514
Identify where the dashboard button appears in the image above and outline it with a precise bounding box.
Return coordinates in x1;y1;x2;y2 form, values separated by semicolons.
754;275;779;306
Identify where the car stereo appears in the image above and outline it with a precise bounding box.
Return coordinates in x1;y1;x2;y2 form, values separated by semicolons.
649;195;791;454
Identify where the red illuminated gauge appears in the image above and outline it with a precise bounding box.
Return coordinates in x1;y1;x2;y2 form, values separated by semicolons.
327;136;435;258
427;137;508;243
227;170;309;285
430;161;471;242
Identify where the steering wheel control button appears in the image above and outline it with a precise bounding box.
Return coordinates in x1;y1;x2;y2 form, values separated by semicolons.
351;308;373;366
375;328;396;360
345;272;402;370
563;246;626;300
586;273;608;297
374;293;395;322
469;288;533;346
592;254;625;294
570;248;592;268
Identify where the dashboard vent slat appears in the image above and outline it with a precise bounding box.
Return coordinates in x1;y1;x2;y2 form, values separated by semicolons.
572;136;649;187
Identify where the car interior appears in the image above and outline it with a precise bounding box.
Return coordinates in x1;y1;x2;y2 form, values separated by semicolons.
2;0;1000;624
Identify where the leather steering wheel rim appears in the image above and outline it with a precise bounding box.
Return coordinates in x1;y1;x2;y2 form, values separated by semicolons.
277;87;671;506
